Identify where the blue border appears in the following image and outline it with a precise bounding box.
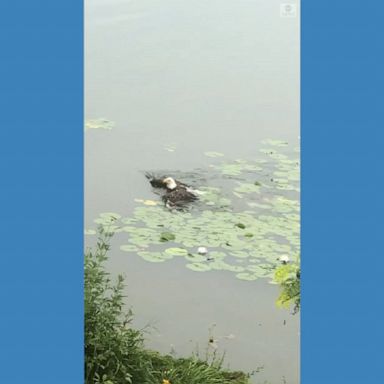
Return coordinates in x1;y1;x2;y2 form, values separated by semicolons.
0;2;83;383
1;1;383;382
302;1;383;383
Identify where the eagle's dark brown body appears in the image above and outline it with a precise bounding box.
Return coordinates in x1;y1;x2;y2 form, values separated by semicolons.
161;185;198;208
145;173;198;208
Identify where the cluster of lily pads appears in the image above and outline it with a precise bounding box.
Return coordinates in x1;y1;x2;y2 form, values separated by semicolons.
86;139;300;282
85;118;115;131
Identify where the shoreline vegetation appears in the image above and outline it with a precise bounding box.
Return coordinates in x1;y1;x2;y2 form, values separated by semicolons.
274;261;301;315
85;228;251;384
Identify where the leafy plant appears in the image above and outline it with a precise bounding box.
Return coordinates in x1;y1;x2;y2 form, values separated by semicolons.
156;358;248;384
85;227;251;384
273;259;300;314
85;227;155;384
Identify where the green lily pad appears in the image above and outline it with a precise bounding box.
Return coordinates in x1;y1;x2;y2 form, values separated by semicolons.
85;118;115;131
164;247;188;256
236;272;258;281
84;229;96;235
120;244;139;252
138;251;165;263
205;151;224;158
121;218;138;225
128;237;150;247
246;265;268;275
164;143;176;152
186;263;211;272
160;232;176;242
261;139;288;147
247;202;271;209
230;251;249;259
234;183;261;194
270;153;288;160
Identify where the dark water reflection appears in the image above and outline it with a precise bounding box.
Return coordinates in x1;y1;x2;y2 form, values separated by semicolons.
86;0;300;382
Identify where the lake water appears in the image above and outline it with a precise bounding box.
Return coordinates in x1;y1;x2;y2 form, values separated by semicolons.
85;0;300;382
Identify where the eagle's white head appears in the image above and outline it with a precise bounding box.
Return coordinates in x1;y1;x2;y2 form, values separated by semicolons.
163;177;177;190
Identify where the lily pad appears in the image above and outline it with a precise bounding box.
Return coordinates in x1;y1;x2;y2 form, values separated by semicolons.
186;263;211;272
236;272;258;281
164;143;176;152
84;229;96;235
164;247;189;256
261;139;288;147
120;244;139;252
230;251;249;259
204;151;224;158
234;183;261;194
160;232;176;242
137;251;165;263
85;118;114;131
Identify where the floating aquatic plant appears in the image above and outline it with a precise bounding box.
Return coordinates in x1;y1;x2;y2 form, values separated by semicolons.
204;151;225;158
261;139;289;147
164;143;177;152
160;232;176;242
85;118;115;131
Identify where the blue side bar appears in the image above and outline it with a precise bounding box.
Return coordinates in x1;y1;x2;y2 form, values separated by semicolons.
302;1;383;383
0;2;83;383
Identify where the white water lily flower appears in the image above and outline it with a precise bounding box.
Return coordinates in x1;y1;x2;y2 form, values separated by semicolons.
197;247;208;255
279;255;290;264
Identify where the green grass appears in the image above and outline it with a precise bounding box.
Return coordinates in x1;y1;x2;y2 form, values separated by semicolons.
85;228;250;384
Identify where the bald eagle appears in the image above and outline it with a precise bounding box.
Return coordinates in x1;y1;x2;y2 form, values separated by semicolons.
145;174;198;208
